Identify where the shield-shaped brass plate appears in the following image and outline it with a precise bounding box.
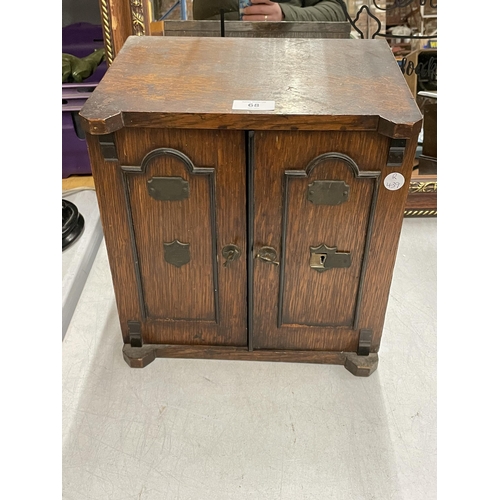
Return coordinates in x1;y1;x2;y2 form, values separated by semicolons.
163;240;190;268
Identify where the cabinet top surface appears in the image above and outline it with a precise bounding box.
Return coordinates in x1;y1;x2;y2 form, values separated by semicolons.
80;36;422;137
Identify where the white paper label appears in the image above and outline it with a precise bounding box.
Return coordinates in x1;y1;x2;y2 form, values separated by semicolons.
384;172;405;191
232;100;275;111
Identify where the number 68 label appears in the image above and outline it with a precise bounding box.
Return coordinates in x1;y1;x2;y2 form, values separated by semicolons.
232;100;275;111
384;172;405;191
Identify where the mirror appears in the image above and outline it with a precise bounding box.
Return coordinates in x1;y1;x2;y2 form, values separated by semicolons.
99;0;356;64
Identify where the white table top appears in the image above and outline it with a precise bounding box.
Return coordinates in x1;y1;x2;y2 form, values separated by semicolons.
62;189;103;339
63;217;437;500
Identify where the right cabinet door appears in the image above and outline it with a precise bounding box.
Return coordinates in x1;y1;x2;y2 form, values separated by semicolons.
252;130;400;352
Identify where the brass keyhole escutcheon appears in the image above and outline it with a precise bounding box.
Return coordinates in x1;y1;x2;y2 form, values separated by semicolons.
256;246;279;266
222;244;241;267
310;244;351;272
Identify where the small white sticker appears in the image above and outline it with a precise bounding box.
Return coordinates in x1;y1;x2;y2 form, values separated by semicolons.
232;100;275;111
384;172;405;191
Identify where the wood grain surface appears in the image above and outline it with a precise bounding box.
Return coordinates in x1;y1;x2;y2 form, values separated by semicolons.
121;344;378;377
87;127;248;346
281;158;374;328
357;132;420;352
80;36;422;138
251;130;410;353
84;34;422;363
127;149;216;321
123;343;347;366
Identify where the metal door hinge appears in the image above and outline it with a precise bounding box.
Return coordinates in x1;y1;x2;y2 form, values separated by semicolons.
128;321;143;348
98;134;118;161
387;138;407;167
357;329;373;356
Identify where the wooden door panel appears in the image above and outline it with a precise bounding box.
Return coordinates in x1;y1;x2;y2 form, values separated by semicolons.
128;151;216;321
281;160;374;327
90;128;248;347
252;131;389;352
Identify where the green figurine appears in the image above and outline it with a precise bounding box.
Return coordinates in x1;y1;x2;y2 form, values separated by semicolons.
62;48;105;83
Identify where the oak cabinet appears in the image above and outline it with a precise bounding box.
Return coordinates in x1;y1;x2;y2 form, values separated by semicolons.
80;36;421;376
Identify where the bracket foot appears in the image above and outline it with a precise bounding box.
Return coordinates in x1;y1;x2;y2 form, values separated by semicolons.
344;353;378;377
122;344;156;368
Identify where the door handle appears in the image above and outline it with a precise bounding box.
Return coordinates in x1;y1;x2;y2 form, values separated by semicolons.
256;246;279;265
222;244;241;267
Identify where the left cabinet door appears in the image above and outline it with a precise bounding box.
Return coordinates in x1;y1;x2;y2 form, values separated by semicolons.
87;128;248;347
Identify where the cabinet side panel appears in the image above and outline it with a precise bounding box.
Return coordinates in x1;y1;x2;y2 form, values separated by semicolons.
357;133;419;351
85;133;142;341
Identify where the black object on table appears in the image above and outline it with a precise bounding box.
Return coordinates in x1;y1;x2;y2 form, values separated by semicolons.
62;200;85;250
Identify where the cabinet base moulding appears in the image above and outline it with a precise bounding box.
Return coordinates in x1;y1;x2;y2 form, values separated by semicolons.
122;344;379;377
